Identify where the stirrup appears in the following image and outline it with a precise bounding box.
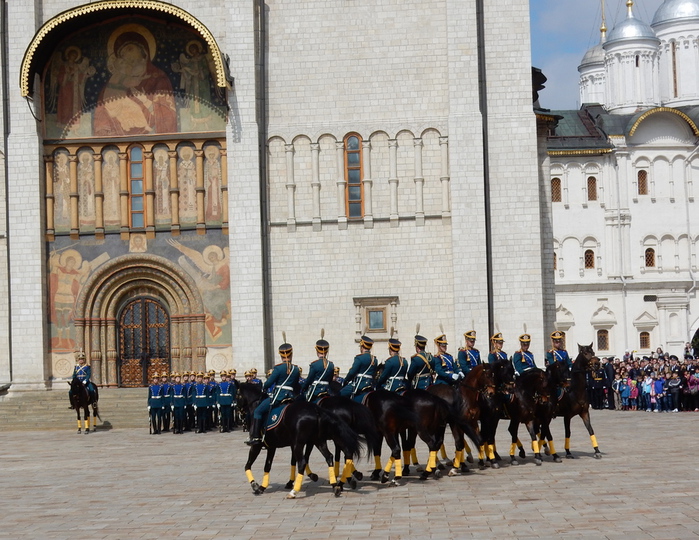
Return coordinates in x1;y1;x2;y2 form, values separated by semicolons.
245;437;262;446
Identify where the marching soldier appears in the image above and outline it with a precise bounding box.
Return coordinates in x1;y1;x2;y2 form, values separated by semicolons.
69;350;97;406
408;334;434;389
512;334;536;376
161;372;173;433
545;331;572;371
487;333;508;363
340;335;377;398
434;333;463;385
192;372;209;433
246;339;301;445
170;372;186;434
457;330;481;376
378;338;408;393
147;372;164;434
217;370;236;432
301;335;334;403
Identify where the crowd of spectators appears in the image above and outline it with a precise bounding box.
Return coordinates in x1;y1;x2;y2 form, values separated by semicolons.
588;342;699;413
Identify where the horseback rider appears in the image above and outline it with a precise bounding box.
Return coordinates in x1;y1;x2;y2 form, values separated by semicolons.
457;330;482;375
434;333;464;385
545;330;572;371
378;338;408;393
246;340;301;445
340;335;377;398
147;372;164;434
408;334;434;389
301;335;334;402
487;332;508;363
512;334;537;376
69;349;97;407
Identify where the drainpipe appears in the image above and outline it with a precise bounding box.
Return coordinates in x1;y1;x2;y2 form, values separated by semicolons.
0;1;11;382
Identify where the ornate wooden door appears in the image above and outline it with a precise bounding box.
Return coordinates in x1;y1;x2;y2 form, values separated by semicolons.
118;298;170;387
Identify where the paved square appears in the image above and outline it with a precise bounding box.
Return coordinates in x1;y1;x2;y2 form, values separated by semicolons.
2;410;699;539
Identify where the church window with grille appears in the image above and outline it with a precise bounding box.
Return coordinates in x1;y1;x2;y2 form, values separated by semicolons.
597;329;609;351
587;176;597;201
640;331;650;350
345;134;363;219
645;248;656;268
638;170;648;195
551;177;562;202
584;249;595;269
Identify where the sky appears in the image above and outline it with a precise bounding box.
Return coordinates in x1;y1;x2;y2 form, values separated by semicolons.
530;0;665;110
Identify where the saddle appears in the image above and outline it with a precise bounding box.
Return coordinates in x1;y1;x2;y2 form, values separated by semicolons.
353;390;374;405
265;403;290;432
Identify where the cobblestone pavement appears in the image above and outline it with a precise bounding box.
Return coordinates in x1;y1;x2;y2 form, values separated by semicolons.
2;409;699;539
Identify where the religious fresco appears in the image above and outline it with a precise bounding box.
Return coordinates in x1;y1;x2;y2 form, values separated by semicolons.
47;231;232;355
42;17;226;140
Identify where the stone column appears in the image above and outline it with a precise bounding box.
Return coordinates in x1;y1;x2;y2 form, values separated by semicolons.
221;148;229;234
94;153;104;237
195;149;205;234
336;141;347;229
285;143;296;231
414;137;425;226
169;150;180;235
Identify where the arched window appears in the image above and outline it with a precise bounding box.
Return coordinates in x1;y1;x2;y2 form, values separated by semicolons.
638;170;648;195
553;252;557;271
129;146;145;229
344;134;363;219
597;329;609;351
587;176;597;201
645;247;656;268
640;331;650;350
551;177;562;202
584;249;595;269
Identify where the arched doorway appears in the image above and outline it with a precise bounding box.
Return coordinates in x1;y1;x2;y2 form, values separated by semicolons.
118;297;171;387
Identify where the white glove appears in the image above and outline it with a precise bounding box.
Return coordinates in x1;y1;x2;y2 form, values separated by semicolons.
194;405;197;410
148;406;151;411
459;372;465;379
451;374;459;381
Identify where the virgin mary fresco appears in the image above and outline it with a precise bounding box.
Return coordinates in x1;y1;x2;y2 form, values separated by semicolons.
93;24;177;136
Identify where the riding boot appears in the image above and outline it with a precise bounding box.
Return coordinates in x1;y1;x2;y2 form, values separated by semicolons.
245;417;263;445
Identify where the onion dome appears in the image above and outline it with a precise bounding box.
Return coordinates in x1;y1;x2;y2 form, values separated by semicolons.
606;1;658;45
652;0;699;26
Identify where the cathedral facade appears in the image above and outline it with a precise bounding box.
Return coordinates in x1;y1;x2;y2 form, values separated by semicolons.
0;0;551;391
547;0;699;358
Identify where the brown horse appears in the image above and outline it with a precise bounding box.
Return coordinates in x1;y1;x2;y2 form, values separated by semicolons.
547;343;601;459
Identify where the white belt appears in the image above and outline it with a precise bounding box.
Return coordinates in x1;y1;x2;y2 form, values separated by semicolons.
312;381;329;385
219;393;231;396
357;374;374;379
279;385;294;391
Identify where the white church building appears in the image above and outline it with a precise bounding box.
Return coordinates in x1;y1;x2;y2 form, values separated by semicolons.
547;0;699;358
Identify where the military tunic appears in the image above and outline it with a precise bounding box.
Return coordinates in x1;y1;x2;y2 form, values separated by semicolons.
170;383;186;434
408;351;434;389
545;349;572;371
434;352;462;385
301;358;334;402
488;350;509;364
147;383;164;433
161;381;173;432
192;382;209;433
457;348;482;375
253;362;301;420
340;352;377;397
378;354;408;393
512;350;536;376
216;380;236;432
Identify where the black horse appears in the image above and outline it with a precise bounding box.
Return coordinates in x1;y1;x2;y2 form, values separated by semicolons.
426;364;493;474
69;376;100;434
547;343;601;459
236;383;363;499
477;360;516;470
505;367;560;465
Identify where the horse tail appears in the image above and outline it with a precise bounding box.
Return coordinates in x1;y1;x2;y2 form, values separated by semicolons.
349;401;382;452
317;406;364;461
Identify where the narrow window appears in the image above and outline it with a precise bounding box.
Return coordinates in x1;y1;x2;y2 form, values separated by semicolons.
129;146;145;229
584;249;595;269
638;170;648;196
553;252;557;271
645;247;656;267
551;177;562;202
597;329;609;351
672;42;678;98
635;55;639;68
587;176;597;201
345;134;363;219
640;331;650;350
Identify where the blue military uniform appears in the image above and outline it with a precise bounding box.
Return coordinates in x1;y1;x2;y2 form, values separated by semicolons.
192;374;209;433
408;334;434;389
161;374;173;433
378;339;408;393
182;372;195;431
433;334;463;385
340;336;377;398
545;331;572;371
147;375;164;434
170;375;186;434
247;341;300;445
457;330;482;375
512;334;536;376
487;332;508;363
206;371;218;430
216;372;236;432
301;338;334;402
69;358;97;404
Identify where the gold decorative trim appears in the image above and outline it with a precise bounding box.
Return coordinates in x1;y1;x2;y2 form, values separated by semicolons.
20;0;228;97
536;113;558;122
629;107;699;136
548;149;613;156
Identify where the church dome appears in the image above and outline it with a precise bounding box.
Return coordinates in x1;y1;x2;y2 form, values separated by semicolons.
606;16;657;44
579;43;605;69
652;0;699;26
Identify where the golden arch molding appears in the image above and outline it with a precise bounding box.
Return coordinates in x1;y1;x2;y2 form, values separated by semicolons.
73;254;208;386
628;107;699;137
20;0;229;98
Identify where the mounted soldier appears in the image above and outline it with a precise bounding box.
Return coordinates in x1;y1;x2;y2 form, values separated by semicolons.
512;334;536;376
246;337;301;445
378;338;408;393
408;333;434;389
434;333;464;385
545;331;572;371
340;335;377;400
301;331;334;403
457;330;482;376
69;349;97;406
487;333;508;364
